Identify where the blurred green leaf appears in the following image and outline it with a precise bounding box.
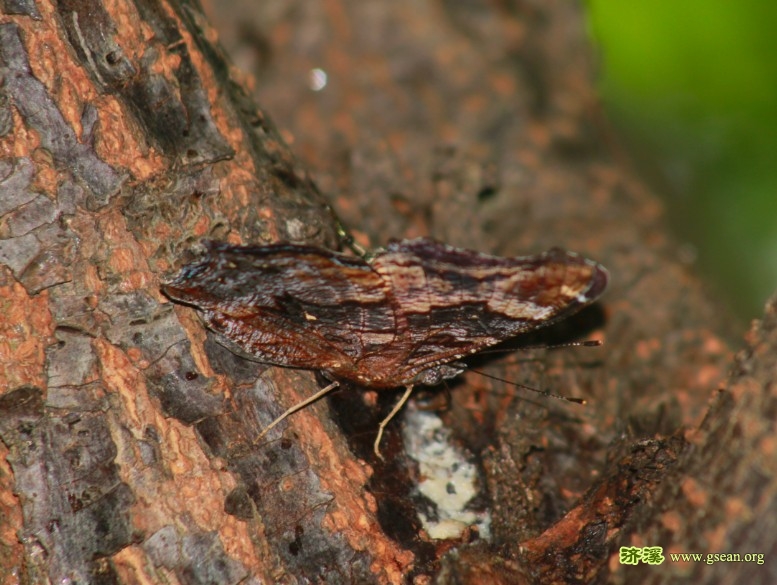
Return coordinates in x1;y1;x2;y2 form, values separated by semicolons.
587;0;777;320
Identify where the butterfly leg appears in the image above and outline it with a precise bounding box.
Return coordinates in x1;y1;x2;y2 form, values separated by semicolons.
373;385;415;459
256;380;340;444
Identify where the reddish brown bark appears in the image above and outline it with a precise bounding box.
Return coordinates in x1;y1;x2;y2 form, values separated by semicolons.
1;1;774;584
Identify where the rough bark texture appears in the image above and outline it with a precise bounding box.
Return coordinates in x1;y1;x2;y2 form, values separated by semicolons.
0;1;773;584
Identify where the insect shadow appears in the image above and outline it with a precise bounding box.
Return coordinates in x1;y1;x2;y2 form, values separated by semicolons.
327;301;608;461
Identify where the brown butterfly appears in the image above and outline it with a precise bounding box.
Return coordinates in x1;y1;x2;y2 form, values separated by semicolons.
162;238;608;457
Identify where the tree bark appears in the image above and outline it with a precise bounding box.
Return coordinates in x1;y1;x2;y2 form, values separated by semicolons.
1;1;774;584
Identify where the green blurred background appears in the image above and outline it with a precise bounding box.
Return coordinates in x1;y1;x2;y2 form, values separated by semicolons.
587;0;777;322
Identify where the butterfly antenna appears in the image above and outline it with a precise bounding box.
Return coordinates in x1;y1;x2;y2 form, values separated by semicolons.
468;368;586;405
476;339;602;357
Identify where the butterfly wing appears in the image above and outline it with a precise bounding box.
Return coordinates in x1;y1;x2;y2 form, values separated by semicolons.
368;238;608;385
162;242;398;372
163;239;607;389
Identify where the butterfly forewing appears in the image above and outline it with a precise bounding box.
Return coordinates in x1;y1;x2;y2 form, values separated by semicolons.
366;239;607;385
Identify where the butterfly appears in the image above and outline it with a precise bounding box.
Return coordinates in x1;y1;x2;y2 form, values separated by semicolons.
162;238;608;457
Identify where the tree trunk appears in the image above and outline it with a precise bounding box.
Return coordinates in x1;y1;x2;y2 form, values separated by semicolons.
1;1;774;584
